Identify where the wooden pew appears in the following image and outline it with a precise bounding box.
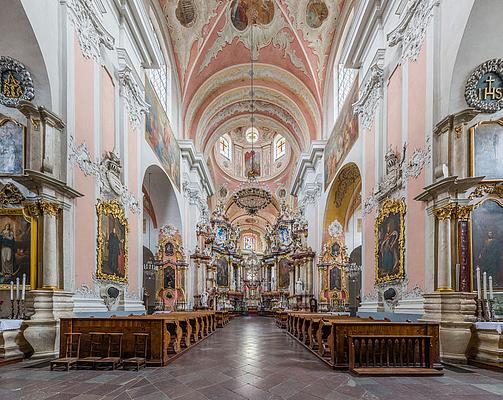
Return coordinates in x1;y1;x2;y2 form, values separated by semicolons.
59;311;221;367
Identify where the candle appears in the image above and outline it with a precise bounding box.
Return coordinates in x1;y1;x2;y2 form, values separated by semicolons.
489;276;494;300
15;277;19;301
10;281;13;301
21;274;26;301
483;272;488;300
476;267;481;299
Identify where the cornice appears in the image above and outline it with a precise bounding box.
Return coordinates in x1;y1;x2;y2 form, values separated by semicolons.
179;140;215;198
290;140;326;196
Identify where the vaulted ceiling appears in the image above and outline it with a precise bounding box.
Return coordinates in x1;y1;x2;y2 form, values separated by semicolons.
156;0;351;235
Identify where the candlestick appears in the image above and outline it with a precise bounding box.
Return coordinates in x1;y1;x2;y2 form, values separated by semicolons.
10;299;14;319
476;267;481;298
483;272;488;300
489;276;494;300
21;274;26;301
10;281;13;301
15;277;19;301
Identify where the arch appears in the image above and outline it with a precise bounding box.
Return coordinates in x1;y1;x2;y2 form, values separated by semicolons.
323;162;362;241
0;1;52;117
142;164;182;253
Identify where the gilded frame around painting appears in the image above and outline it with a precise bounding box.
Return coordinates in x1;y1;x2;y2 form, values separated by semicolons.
0;207;37;289
96;200;128;283
375;199;406;284
469;119;503;182
470;198;503;289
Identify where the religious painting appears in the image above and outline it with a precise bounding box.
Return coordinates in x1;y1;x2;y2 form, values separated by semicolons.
164;241;174;257
278;224;292;247
0;118;24;175
470;120;503;181
175;0;196;27
375;199;405;284
215;225;228;246
278;257;290;289
0;209;36;289
324;80;359;189
230;0;275;31
163;265;176;289
244;150;261;178
331;242;341;258
329;266;341;291
306;0;329;29
96;200;128;283
145;80;181;191
216;257;229;287
472;200;503;288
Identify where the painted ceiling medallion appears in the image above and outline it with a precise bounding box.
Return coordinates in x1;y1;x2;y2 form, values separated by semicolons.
175;0;196;27
306;0;329;29
230;0;275;31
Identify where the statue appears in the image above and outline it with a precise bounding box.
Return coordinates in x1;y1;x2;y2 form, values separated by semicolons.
295;278;304;294
200;291;209;308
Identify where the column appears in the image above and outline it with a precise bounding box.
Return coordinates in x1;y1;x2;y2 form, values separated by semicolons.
40;202;60;289
433;205;453;291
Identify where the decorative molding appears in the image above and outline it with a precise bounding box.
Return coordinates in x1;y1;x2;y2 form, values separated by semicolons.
117;65;149;128
0;183;25;206
200;3;307;76
353;64;384;130
290;140;326;196
469;183;503;200
299;174;322;208
334;164;360;208
39;201;61;217
387;0;439;62
68;138;140;213
182;179;210;225
433;203;474;221
0;56;35;107
328;219;343;238
74;283;99;298
179;140;215;198
363;139;431;215
465;59;503;113
65;0;114;62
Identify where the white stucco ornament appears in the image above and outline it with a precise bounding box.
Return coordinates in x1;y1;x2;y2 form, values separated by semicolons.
328;220;343;238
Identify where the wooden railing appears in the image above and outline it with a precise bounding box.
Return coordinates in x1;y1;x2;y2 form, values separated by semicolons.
348;335;442;376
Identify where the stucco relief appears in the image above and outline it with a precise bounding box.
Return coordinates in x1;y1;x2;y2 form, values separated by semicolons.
185;64;320;135
68;138;140;214
353;64;384;131
387;0;439;63
162;0;219;86
200;2;308;76
65;0;114;62
117;66;149;129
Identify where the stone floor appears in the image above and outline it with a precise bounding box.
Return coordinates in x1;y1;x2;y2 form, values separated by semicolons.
1;317;503;399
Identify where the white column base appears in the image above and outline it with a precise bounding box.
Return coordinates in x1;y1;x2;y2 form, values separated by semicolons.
72;296;108;313
395;298;424;314
359;301;379;312
23;290;74;358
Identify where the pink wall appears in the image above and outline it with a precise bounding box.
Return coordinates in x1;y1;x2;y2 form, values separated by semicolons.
127;122;138;292
387;66;402;150
363;124;376;294
406;45;427;290
101;67;115;152
74;39;95;288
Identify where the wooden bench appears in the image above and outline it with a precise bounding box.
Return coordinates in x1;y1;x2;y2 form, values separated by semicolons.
348;335;443;376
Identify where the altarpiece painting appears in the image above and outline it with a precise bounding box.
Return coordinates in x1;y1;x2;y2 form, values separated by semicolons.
470;120;503;181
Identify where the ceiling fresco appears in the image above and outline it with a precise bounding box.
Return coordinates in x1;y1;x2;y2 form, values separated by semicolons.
157;0;352;235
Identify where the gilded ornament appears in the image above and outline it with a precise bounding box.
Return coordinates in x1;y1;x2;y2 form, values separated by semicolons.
96;200;128;284
375;198;406;284
0;183;25;206
432;203;457;220
39;201;61;217
469;183;503;199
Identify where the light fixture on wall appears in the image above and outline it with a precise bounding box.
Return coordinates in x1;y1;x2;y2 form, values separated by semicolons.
233;11;272;215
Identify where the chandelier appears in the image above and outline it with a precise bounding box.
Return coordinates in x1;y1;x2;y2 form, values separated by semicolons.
233;11;272;215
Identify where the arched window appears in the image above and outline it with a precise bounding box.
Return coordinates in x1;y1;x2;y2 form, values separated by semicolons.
274;135;286;160
219;136;231;160
243;235;256;251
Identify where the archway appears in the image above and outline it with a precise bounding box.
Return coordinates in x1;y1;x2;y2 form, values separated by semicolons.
142;164;182;311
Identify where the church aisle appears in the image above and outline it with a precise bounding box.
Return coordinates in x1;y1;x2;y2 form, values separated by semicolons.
0;318;503;400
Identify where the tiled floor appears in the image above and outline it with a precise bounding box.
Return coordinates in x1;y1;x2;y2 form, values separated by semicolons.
1;317;503;399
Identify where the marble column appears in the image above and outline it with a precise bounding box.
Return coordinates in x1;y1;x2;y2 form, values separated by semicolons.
40;202;60;289
433;205;453;292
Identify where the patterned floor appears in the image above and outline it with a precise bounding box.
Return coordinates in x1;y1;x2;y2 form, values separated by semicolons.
1;317;503;399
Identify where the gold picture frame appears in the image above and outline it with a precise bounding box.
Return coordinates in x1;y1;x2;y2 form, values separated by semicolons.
469;119;503;182
96;200;128;283
375;198;406;284
0;207;37;289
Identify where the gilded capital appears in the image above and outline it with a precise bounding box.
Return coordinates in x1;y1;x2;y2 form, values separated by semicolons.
39;201;61;217
432;203;457;220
